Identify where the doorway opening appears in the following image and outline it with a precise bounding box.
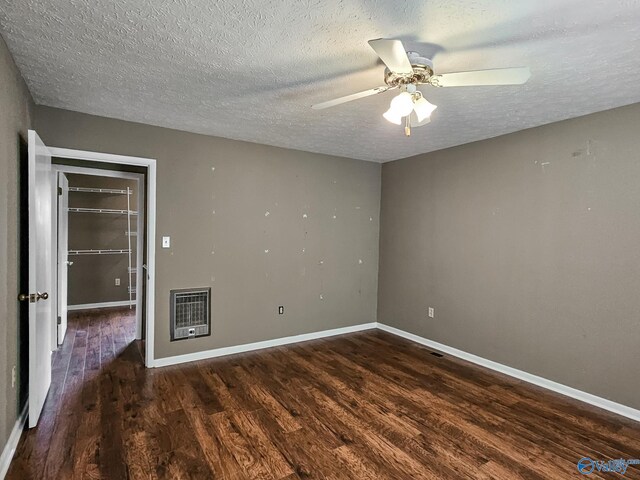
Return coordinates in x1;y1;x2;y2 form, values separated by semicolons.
52;164;146;347
19;130;157;429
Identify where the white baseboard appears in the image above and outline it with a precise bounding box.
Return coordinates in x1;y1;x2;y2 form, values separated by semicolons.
0;401;28;480
377;323;640;423
152;323;378;368
150;319;639;423
68;300;133;311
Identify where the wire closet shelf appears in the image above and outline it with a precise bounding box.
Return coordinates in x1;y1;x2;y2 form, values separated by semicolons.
67;185;137;308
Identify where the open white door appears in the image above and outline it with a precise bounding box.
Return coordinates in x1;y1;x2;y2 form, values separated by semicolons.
23;130;53;428
57;173;69;344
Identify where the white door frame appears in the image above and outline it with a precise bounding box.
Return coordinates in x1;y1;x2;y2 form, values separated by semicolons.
54;171;69;347
51;164;145;339
48;146;157;367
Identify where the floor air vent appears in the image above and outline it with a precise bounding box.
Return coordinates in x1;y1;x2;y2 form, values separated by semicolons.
170;287;211;341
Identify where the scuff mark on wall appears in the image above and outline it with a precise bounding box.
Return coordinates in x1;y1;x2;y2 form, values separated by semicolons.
572;140;596;158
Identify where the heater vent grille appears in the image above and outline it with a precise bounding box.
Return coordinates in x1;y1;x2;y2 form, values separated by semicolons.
170;287;211;341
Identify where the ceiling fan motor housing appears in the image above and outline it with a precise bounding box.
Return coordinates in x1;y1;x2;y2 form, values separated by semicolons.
384;52;434;87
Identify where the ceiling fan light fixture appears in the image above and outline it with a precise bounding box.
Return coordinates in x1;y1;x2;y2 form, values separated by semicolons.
383;108;403;125
389;92;415;117
383;91;414;124
312;38;531;138
413;96;437;122
409;109;431;127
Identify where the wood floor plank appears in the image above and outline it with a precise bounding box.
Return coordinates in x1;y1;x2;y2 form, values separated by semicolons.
42;323;88;478
209;411;275;480
7;310;640;479
228;409;294;479
322;337;582;479
338;332;640;468
251;406;358;480
175;375;244;480
233;366;302;434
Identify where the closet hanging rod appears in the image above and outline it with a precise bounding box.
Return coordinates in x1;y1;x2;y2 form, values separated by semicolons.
68;207;138;215
68;249;131;256
68;187;132;195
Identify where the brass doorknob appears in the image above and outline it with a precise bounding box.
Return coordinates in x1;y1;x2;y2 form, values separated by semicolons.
19;292;49;302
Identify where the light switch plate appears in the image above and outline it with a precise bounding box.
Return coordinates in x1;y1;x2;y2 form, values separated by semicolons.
162;236;171;248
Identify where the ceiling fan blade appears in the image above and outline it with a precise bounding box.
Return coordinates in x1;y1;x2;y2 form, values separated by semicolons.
311;86;393;110
368;39;414;75
431;67;531;87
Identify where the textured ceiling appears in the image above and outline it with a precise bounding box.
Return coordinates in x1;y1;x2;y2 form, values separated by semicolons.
1;0;640;162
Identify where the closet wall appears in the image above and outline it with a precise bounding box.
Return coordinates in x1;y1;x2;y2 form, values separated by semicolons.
66;173;138;306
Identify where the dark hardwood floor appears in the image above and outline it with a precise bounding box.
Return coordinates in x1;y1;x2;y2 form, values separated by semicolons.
8;308;640;479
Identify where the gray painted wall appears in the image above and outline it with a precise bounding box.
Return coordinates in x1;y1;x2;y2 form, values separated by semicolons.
0;36;33;458
65;173;137;305
378;103;640;410
35;106;381;359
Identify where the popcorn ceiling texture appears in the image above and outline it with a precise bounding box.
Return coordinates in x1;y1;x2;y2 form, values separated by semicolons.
1;0;640;162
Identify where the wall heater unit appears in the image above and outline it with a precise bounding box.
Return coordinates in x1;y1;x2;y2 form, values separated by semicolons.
170;287;211;341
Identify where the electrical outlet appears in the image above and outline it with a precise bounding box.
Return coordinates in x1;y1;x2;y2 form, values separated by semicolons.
428;307;435;318
278;306;284;315
115;278;120;286
11;365;16;388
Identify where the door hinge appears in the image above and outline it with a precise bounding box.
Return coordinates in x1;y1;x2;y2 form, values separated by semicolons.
57;316;62;325
58;186;63;196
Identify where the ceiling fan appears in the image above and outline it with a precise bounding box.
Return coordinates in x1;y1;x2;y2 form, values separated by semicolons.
312;39;531;136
